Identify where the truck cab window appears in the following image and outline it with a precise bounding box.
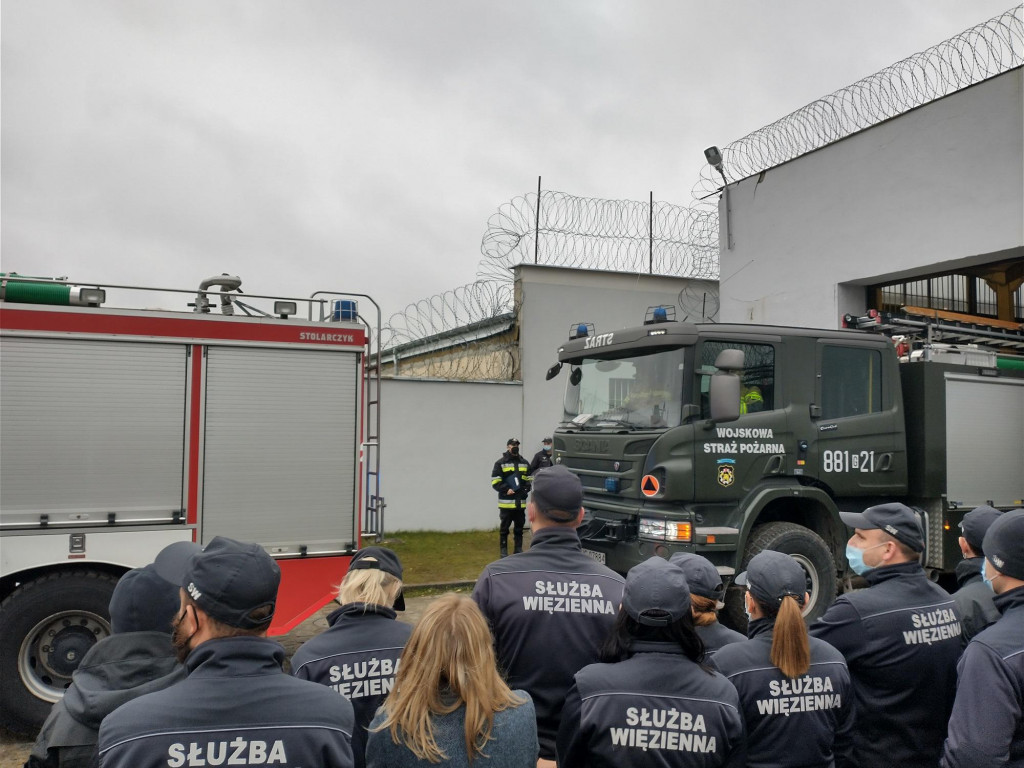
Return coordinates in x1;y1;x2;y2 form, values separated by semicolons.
821;346;882;419
698;341;775;418
562;348;687;429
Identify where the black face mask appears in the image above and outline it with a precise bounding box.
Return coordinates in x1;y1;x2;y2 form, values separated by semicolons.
509;446;519;455
171;605;198;665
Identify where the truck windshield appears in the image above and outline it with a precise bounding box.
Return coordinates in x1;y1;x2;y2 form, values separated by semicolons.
563;347;689;429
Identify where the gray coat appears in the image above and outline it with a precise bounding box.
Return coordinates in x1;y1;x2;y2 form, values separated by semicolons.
951;558;1000;647
27;631;184;768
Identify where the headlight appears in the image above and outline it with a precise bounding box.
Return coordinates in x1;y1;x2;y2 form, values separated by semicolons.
638;517;692;542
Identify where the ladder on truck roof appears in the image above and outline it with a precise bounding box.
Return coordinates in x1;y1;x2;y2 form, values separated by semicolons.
844;307;1024;356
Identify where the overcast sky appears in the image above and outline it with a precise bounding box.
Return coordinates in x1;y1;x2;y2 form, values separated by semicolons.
1;1;1014;321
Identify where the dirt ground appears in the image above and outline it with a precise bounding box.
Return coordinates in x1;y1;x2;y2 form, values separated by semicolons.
0;592;454;768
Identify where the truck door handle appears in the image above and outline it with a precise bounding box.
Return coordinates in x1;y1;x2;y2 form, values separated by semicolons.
764;455;784;475
876;452;893;471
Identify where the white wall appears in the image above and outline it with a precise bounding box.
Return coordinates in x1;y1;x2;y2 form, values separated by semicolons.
379;377;521;531
517;265;717;457
718;68;1024;328
378;267;717;532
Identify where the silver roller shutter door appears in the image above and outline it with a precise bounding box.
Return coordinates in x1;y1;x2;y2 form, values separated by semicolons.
0;337;187;526
945;374;1024;508
201;346;359;550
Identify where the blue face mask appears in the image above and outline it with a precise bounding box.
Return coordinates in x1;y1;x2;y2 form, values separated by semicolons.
982;560;997;592
846;542;886;576
543;445;552;452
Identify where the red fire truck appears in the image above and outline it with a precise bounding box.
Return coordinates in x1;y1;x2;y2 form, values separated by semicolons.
0;273;383;734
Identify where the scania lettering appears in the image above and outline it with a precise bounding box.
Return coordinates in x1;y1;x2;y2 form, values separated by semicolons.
0;272;385;734
546;306;1024;626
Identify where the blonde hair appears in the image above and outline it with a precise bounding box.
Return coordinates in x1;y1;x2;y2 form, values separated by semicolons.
373;593;526;763
690;594;719;627
759;594;810;678
337;560;402;608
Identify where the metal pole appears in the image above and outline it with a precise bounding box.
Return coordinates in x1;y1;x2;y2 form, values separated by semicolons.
535;176;541;265
649;191;654;273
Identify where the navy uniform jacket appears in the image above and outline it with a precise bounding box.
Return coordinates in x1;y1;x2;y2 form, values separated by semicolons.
696;622;745;657
952;557;1001;647
556;641;746;768
712;618;854;768
472;526;625;758
810;561;963;768
98;637;354;768
291;603;412;768
941;585;1024;768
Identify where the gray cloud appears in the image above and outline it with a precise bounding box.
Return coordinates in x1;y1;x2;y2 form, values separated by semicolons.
2;0;1012;316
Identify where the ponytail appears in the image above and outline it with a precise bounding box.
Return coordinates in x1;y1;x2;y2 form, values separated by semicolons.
766;595;810;678
690;594;719;627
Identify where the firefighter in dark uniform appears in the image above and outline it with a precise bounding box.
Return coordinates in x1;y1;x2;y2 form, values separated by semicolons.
291;547;412;768
491;437;530;557
951;505;1003;646
473;464;625;762
714;550;854;768
669;552;745;656
98;537;355;768
556;556;746;768
810;503;963;768
941;508;1024;767
528;436;554;477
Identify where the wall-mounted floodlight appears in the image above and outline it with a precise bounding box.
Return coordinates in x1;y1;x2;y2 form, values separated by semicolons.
274;301;297;319
704;145;733;251
704;146;724;174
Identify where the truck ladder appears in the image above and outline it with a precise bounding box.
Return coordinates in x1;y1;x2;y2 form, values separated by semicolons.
845;308;1024;355
310;291;385;542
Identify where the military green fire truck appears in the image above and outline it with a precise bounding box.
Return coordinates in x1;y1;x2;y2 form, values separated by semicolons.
545;306;1024;625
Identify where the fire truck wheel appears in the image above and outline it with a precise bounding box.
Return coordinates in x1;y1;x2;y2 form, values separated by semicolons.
0;570;117;736
723;521;838;632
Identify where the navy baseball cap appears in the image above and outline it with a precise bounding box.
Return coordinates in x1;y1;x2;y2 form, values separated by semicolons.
983;508;1024;580
530;465;583;521
108;564;180;635
350;546;406;611
735;550;807;608
622;557;692;627
668;552;725;601
959;505;1002;553
154;537;280;629
840;502;925;553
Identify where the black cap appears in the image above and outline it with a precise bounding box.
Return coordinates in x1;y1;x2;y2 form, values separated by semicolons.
840;502;924;553
108;564;180;635
530;465;583;522
507;437;520;446
982;508;1024;580
154;537;280;629
350;546;406;611
542;437;552;444
735;550;807;607
959;505;1002;553
622;557;691;627
668;552;725;601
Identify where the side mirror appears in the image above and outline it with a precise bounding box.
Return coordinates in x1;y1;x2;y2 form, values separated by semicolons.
569;367;583;386
709;372;741;423
545;362;563;381
714;349;744;371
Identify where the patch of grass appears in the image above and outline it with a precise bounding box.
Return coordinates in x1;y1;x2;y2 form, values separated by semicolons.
377;529;529;586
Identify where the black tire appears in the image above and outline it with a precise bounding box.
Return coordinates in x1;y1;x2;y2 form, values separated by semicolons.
0;570;117;736
723;522;838;632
